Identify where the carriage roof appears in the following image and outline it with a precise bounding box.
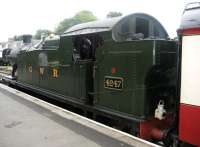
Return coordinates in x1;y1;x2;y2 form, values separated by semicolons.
179;2;200;30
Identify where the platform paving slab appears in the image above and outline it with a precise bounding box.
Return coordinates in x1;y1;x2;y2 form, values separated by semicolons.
0;84;158;147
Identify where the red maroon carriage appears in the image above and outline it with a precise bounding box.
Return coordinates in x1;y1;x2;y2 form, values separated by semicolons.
178;2;200;146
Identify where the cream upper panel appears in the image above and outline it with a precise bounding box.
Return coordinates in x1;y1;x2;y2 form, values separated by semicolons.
181;35;200;106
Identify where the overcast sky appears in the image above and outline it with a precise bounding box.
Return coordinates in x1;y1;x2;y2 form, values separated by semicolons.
0;0;196;41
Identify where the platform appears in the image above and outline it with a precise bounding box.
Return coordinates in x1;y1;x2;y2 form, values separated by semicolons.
0;83;158;147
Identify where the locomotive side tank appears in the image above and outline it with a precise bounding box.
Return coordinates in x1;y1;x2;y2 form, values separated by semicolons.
16;13;178;143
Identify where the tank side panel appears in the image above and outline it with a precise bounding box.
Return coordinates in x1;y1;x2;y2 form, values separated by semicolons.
94;40;154;118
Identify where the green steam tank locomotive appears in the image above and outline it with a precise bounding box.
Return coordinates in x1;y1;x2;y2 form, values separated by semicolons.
15;13;178;143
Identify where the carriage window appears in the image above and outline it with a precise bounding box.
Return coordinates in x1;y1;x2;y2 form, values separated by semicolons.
136;17;149;38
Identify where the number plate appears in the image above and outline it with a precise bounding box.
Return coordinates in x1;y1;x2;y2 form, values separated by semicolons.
104;76;123;90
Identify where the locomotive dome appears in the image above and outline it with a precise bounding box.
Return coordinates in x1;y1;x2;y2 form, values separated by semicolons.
64;13;169;41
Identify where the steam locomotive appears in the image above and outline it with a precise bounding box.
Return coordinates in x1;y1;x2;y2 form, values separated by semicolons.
3;3;200;147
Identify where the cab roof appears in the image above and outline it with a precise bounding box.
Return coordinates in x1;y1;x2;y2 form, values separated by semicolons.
63;16;121;36
63;13;168;38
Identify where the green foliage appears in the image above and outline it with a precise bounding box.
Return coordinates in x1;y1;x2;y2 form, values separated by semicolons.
107;12;122;18
55;10;97;34
34;29;52;39
54;18;80;35
74;10;97;22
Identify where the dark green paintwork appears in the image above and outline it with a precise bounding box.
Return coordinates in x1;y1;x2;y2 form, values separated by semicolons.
17;37;94;103
17;34;177;121
17;14;177;122
93;34;177;119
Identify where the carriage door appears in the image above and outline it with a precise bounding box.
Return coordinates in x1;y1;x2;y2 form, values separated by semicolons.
179;34;200;146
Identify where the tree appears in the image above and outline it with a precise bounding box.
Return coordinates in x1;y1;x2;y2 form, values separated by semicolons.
54;18;80;35
74;10;97;22
107;12;122;18
55;10;97;34
34;29;52;40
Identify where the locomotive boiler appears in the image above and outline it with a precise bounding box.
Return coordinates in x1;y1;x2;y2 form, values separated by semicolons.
10;13;178;145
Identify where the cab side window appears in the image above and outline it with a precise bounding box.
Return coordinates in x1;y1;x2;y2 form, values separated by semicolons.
72;34;103;61
135;17;149;38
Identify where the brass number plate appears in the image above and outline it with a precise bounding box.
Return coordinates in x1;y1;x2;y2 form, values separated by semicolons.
104;76;123;90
